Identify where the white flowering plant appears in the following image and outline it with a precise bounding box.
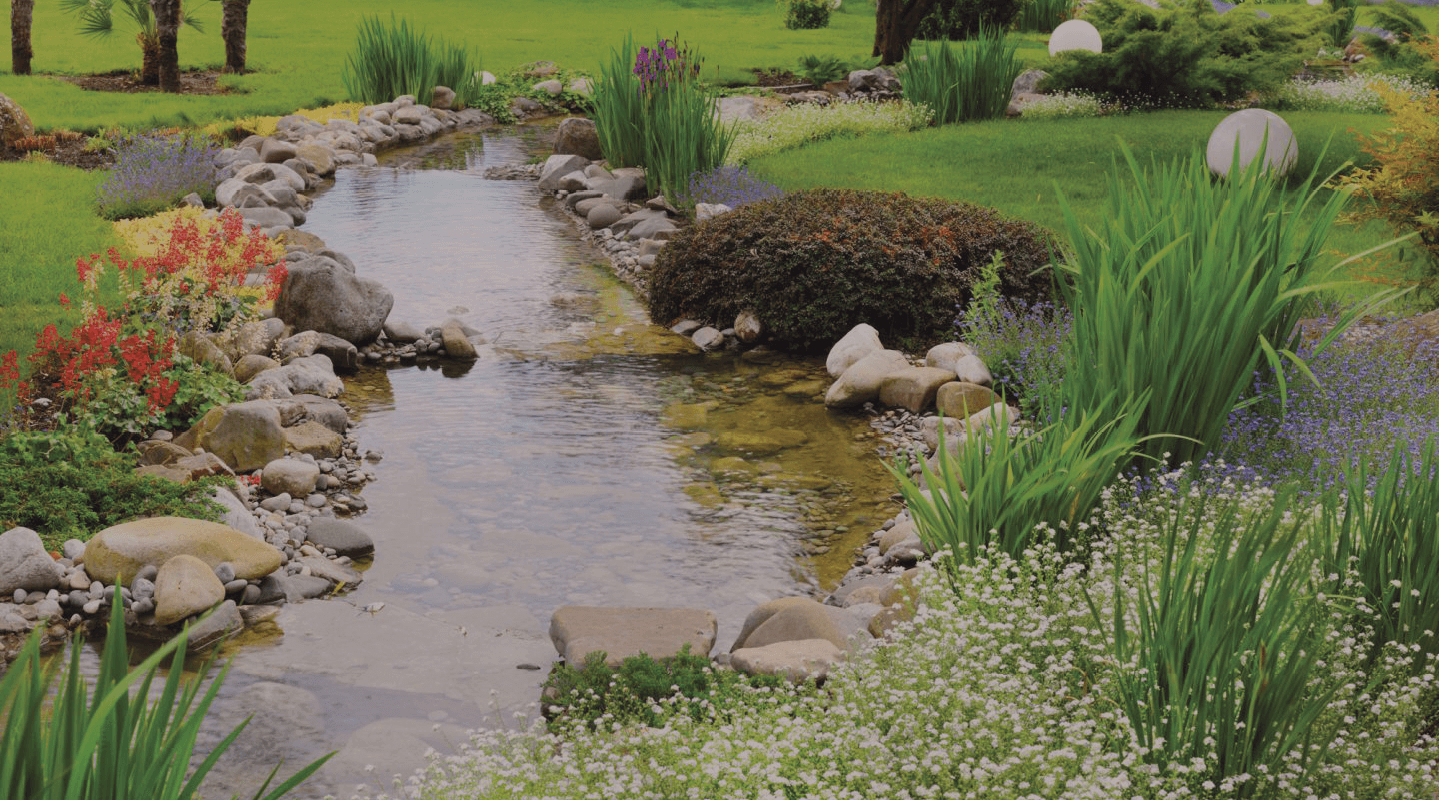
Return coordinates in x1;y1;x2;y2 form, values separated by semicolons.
725;99;933;165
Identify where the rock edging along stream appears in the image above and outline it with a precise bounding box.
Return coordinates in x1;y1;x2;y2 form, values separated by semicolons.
0;93;499;655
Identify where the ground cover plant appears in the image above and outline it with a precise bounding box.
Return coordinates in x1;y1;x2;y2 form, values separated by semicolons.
725;98;932;164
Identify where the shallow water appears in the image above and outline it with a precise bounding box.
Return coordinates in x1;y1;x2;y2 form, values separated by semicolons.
72;127;900;799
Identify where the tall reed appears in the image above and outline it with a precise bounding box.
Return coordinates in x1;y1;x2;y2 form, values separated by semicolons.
901;31;1022;125
1318;437;1439;674
0;598;330;799
591;35;734;202
341;14;479;106
889;388;1150;568
1088;490;1335;793
1055;143;1398;470
1015;0;1076;33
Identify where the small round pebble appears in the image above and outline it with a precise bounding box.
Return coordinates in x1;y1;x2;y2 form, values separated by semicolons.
214;562;237;583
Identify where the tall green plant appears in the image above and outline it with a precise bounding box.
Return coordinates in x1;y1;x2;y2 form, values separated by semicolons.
901;31;1021;125
0;598;331;799
1015;0;1075;33
1324;0;1360;50
1087;490;1336;792
1318;437;1439;675
340;14;479;106
888;389;1150;568
1055;143;1398;470
591;34;733;202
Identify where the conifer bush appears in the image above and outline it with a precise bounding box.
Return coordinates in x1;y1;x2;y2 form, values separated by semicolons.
646;189;1057;352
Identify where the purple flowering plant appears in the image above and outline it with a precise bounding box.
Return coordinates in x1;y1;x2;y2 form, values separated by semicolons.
678;166;785;210
95;131;218;221
632;37;700;98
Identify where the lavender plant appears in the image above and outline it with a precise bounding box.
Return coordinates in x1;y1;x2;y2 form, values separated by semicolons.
677;166;784;210
95;131;217;221
1219;322;1439;492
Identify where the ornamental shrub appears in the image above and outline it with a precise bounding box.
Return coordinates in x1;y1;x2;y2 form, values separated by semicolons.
916;0;1025;41
646;189;1058;352
95;131;217;220
782;0;833;30
1040;0;1320;107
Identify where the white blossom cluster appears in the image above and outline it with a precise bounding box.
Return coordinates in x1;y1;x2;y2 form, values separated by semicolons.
349;470;1439;800
1274;72;1433;113
1016;91;1119;120
726;100;934;165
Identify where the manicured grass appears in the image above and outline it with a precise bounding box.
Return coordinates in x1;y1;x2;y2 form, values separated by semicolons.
747;109;1422;306
0;162;116;360
2;0;882;132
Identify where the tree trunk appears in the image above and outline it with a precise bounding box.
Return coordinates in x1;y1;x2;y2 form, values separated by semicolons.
873;0;942;65
138;33;161;85
221;0;250;74
151;0;181;92
10;0;34;76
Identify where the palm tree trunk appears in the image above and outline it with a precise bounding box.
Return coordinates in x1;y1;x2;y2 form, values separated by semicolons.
221;0;250;74
10;0;34;76
138;32;161;85
151;0;181;92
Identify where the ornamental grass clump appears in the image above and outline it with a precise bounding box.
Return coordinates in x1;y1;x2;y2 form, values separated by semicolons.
0;595;330;799
591;34;733;203
1090;487;1336;792
902;30;1022;125
1016;0;1076;32
94;131;217;221
1317;437;1439;675
1055;142;1399;471
341;14;479;107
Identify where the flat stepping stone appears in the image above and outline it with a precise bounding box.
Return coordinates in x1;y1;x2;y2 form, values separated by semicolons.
549;606;717;668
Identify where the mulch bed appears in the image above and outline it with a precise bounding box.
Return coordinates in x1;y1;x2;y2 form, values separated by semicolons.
53;68;234;96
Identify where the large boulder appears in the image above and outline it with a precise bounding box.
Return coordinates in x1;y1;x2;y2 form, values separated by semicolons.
245;355;344;400
153;554;226;626
554;117;603;161
878;366;956;413
826;324;883;378
278;394;349;433
176;400;285;472
824;349;909;409
0;93;35;149
0;527;64;595
549;606;718;668
730;597;868;652
277;330;359;374
304;518;375;558
274;256;393;345
538;154;590;193
936;381;999;420
283;421;343;459
730;639;843;685
260;457;321;497
234;162;306;194
84;517;283;586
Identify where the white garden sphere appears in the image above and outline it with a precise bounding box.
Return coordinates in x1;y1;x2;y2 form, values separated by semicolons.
1048;20;1102;57
1205;109;1298;178
1306;0;1324;6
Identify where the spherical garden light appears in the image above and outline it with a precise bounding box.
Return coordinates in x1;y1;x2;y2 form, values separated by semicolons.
1205;109;1298;178
1048;20;1102;57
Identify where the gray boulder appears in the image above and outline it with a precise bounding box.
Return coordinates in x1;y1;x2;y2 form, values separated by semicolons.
731;596;869;652
826;323;883;377
0;527;64;595
261;457;320;497
730;639;843;685
277;330;359;374
279;394;349;433
260;138;298;164
692;327;725;351
294;142;336;177
208;488;264;539
382;319;423;343
245;354;344;400
554;117;603;160
154;554;226;626
1011;69;1049;99
235;162;306;194
85;517;281;586
180;599;244;650
176;400;285;472
215;178;276;209
538;154;590;193
238;207;294;231
431;85;456;110
275;256;393;345
586;203;622;229
229;318;286;359
305;519;375;558
735;310;763;344
282;420;342;459
824;349;909;408
924;341;976;374
878;366;957;413
0;93;36;149
234;354;280;383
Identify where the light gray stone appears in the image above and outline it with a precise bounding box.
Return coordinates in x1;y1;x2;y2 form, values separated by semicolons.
84;518;282;586
826;323;883;377
209;487;263;539
538;154;590;192
0;527;63;595
825;349;909;408
731;596;868;652
304;519;375;558
692;327;725;351
180;599;244;649
586;203;622;229
554;117;602;161
274;256;393;345
549;606;718;667
261;458;320;498
154;554;226;626
952;354;993;386
730;639;842;684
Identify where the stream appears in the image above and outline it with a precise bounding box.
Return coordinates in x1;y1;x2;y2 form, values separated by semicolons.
80;126;901;799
